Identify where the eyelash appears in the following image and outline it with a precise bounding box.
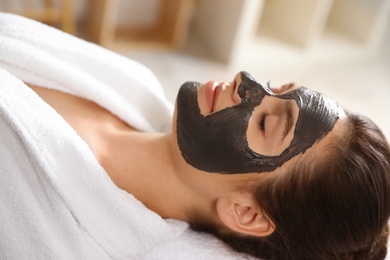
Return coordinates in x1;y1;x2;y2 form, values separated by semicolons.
260;113;267;131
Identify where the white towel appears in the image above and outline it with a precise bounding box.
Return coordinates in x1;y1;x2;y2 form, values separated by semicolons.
0;12;173;133
0;12;255;260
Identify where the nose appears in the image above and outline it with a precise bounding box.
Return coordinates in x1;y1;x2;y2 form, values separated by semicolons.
270;82;299;94
232;72;242;104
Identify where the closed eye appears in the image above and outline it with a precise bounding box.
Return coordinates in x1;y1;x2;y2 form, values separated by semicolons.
260;113;267;131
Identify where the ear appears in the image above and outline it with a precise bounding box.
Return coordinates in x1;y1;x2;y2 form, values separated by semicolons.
216;191;275;237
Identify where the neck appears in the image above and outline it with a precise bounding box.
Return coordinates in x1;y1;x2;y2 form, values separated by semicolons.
102;130;216;222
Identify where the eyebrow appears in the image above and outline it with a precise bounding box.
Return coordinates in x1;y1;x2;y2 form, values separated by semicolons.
281;102;294;142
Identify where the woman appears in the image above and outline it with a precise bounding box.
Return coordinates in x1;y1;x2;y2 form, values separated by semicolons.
1;12;390;259
28;71;390;259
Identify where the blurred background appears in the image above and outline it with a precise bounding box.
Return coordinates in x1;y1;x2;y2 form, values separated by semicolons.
1;0;389;139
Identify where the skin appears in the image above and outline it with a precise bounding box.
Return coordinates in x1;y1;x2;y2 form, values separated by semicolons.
25;72;346;237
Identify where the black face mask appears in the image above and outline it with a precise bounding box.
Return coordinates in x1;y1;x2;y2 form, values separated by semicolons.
176;71;339;174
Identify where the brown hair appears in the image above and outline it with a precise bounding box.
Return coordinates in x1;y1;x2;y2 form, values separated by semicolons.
193;113;390;259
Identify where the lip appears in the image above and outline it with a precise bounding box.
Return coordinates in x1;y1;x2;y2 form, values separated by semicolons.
205;81;219;113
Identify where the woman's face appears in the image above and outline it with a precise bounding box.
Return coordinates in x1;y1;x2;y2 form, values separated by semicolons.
174;71;341;174
197;76;299;156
